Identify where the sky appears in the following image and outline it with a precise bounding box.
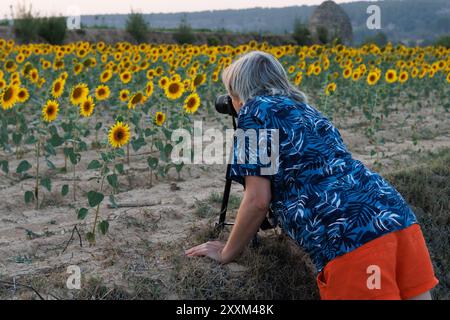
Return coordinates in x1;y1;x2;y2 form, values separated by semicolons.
2;0;368;17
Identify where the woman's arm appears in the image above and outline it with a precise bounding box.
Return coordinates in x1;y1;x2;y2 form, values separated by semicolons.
185;176;271;263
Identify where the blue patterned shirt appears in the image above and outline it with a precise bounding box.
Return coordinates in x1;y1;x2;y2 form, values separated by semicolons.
228;94;417;272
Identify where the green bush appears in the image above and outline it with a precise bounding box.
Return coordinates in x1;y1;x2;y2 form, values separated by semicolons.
173;15;196;45
38;16;67;45
206;36;220;46
292;19;312;46
317;26;329;44
126;11;150;43
13;3;39;43
434;35;450;48
363;32;388;47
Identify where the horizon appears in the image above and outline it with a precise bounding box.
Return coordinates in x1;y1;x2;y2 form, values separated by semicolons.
3;0;371;17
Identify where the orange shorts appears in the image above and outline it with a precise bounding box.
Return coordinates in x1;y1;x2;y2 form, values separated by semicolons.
316;223;439;300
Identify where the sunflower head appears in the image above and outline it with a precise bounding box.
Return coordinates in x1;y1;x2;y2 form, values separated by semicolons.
385;69;397;83
155;112;166;126
165;80;184;100
70;83;89;106
119;89;130;102
128;92;144;109
80;96;95;117
17;87;29;103
183;92;200;114
52;78;66;98
108;121;130;148
0;84;19;110
42;100;59;122
95;85;110;101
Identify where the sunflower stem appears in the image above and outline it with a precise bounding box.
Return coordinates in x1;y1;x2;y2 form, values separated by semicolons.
72;141;77;201
35;139;40;210
91;164;106;238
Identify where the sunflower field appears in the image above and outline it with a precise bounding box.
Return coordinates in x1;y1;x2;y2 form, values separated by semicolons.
0;38;449;244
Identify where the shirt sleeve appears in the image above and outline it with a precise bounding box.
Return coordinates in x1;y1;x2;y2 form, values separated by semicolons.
227;101;278;186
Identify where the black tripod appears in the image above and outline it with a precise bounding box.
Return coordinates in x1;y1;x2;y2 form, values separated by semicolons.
214;115;275;246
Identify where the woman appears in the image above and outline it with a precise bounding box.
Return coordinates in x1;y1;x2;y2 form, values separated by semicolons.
185;51;439;300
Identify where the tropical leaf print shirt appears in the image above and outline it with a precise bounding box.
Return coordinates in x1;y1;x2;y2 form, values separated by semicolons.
228;94;417;272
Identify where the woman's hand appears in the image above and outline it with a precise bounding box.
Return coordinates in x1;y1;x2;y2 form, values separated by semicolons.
185;241;226;263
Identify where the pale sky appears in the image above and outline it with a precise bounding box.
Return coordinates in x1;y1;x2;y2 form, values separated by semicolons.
2;0;368;17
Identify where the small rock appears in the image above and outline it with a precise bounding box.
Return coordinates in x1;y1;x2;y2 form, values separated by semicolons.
170;183;180;191
226;262;247;274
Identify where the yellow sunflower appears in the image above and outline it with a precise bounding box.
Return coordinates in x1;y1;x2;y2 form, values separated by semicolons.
183;92;200;113
165;80;184;100
385;69;397;84
70;83;89;106
399;71;409;84
145;81;154;97
343;67;352;79
325;82;337;96
367;71;380;86
0;84;19;110
120;71;132;84
128;91;144;109
108;121;130;148
42;100;59;122
51;78;65;98
17;87;29;103
155;112;166;126
447;73;450;84
158;76;169;89
95;85;110;101
119;89;130;102
79;96;95;117
100;69;112;83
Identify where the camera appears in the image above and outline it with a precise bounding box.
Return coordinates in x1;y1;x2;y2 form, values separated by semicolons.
215;94;237;117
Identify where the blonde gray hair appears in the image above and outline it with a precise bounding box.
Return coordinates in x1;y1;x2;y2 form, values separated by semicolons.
221;50;307;104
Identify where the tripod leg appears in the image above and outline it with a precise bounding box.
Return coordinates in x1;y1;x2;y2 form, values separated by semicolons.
216;163;232;232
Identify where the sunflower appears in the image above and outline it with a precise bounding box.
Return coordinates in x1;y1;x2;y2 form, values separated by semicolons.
367;71;380;86
4;60;17;73
145;81;154;97
165;80;184;100
158;76;169;89
343;67;352;79
447;73;450;84
325;82;337;96
17;87;29;103
95;85;110;101
183;92;200;114
398;71;408;84
42;100;59;122
385;69;397;84
108;121;130;148
70;83;89;106
0;84;19;110
100;69;112;83
51;78;65;98
119;89;130;102
120;71;132;84
155;112;166;126
79;96;95;117
128;91;144;109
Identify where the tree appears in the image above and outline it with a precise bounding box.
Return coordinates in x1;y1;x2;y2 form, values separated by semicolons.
434;35;450;48
363;32;388;47
38;16;66;45
126;11;149;43
317;26;329;44
173;15;196;45
292;18;312;46
13;2;39;43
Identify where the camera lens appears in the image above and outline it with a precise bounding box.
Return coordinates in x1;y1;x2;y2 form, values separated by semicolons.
215;94;236;116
